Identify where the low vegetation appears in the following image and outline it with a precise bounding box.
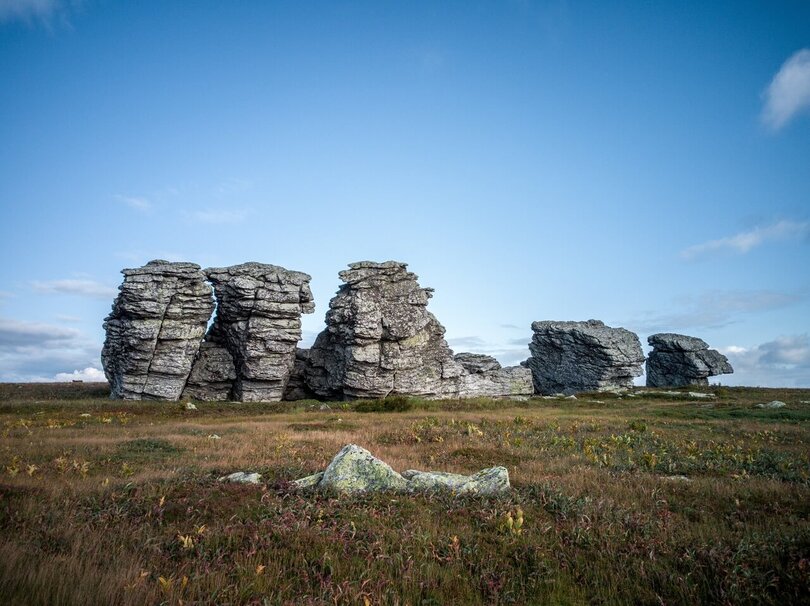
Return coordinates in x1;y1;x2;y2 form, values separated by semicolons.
0;383;808;605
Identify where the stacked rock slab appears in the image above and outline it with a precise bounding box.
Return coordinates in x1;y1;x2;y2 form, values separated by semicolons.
454;353;534;398
302;261;533;399
203;263;315;401
102;260;214;400
646;333;733;387
524;320;644;394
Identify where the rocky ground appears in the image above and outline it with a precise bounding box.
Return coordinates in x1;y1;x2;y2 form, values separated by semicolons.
1;382;808;605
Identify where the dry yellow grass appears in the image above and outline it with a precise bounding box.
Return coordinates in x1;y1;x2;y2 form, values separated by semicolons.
1;383;809;604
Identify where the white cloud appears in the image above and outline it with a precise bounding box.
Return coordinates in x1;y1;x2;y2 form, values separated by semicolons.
0;317;101;381
681;220;810;260
52;367;106;382
718;334;810;387
762;48;810;131
116;194;152;212
55;314;83;323
628;289;801;333
187;209;248;224
32;278;118;300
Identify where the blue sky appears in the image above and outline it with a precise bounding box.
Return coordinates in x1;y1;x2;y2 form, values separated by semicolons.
1;1;809;386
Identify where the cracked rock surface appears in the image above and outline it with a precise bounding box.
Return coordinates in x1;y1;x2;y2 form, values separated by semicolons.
202;263;315;402
301;261;532;399
646;333;733;387
524;320;644;394
102;260;215;400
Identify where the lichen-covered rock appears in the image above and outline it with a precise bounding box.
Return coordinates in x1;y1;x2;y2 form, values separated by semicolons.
218;471;262;484
292;471;324;489
318;444;408;494
293;445;511;495
525;320;644;394
102;260;215;400
646;333;733;387
402;467;510;495
302;261;532;400
204;263;315;401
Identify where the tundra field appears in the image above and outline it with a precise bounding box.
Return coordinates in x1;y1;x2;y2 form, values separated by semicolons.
0;383;808;606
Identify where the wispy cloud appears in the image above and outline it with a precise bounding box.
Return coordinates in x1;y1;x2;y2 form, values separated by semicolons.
718;334;810;387
681;220;810;260
187;209;248;224
32;278;118;300
628;289;802;333
0;317;101;381
447;336;488;349
762;48;810;131
116;194;152;212
0;0;81;26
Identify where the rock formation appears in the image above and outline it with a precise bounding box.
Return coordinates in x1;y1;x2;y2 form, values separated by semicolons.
645;333;733;387
195;263;315;401
292;444;511;495
300;261;532;400
103;260;314;402
524;320;644;394
101;260;215;399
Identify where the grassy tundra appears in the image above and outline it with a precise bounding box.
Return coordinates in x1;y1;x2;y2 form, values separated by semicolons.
0;383;808;605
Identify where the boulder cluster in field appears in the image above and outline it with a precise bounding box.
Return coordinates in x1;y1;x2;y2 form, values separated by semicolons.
101;259;733;401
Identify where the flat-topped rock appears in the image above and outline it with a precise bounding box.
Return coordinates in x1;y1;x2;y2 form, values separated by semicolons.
102;260;215;400
201;263;315;401
646;333;733;387
524;320;644;394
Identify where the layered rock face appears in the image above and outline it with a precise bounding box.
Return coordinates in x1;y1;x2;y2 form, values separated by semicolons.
203;263;315;401
102;261;215;400
301;261;532;400
525;320;644;394
646;333;733;387
454;353;534;398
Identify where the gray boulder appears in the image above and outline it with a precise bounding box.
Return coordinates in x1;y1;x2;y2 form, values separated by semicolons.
318;444;409;494
646;333;733;388
402;467;510;495
102;260;215;400
524;320;644;394
294;444;511;495
302;261;532;399
203;263;315;401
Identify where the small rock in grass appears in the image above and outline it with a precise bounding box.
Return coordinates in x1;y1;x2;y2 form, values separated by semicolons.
79;413;91;418
565;395;578;400
218;471;262;484
292;471;324;490
184;402;198;410
403;467;510;495
664;475;691;482
755;400;786;409
293;444;511;496
207;434;221;440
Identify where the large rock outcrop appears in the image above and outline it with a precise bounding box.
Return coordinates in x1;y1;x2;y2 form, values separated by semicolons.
201;263;315;401
101;260;215;400
646;333;733;387
524;320;644;394
300;261;532;400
